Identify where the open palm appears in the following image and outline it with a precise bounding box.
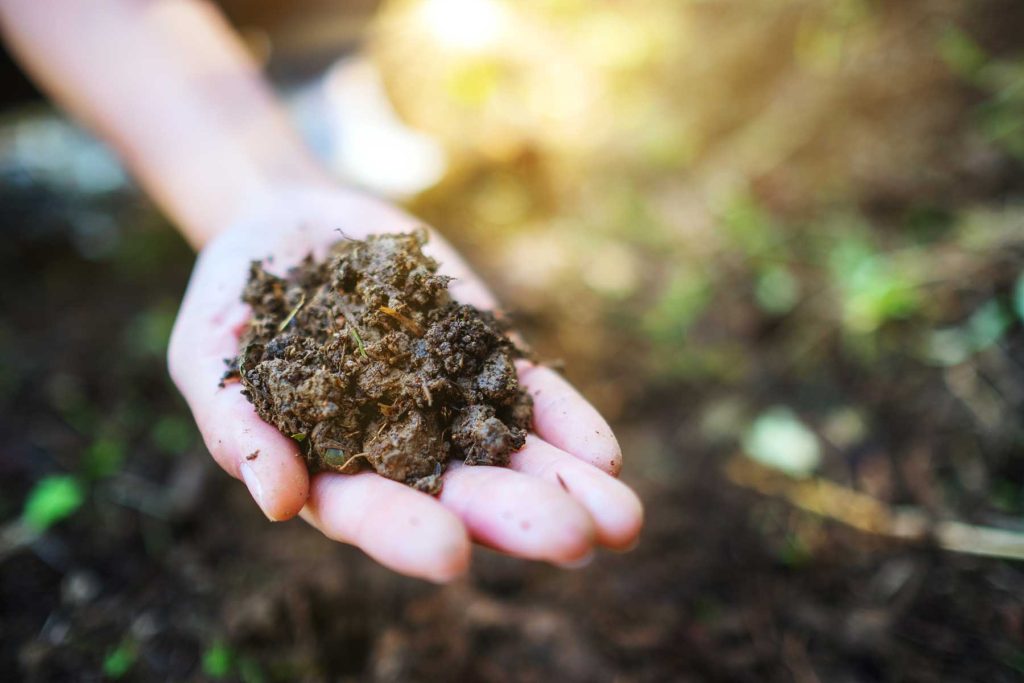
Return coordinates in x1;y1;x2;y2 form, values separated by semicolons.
168;186;642;581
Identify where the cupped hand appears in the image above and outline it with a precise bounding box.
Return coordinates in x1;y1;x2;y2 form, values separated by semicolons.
168;186;643;581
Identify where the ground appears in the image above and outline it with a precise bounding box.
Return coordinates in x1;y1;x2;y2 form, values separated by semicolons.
4;1;1024;679
0;157;1022;682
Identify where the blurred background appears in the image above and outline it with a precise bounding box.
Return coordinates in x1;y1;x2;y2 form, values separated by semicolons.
2;0;1024;680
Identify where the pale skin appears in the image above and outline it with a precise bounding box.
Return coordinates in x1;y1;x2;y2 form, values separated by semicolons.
0;0;643;581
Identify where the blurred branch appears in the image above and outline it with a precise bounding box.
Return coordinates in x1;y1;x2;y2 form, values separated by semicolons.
725;455;1024;562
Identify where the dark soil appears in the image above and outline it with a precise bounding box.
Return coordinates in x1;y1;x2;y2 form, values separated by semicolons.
231;231;531;493
6;0;1024;669
2;152;1024;683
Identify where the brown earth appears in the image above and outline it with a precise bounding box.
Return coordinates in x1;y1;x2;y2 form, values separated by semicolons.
3;178;1022;682
231;231;531;494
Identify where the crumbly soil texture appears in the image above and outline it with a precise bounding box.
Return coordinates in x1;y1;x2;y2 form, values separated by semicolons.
227;230;532;494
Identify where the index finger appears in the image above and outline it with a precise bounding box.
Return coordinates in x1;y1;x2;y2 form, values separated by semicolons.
516;361;622;476
168;239;311;521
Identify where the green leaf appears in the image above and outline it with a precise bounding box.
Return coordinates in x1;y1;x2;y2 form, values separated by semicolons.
347;325;368;359
84;437;125;479
643;269;711;345
22;475;85;531
720;192;778;257
938;25;987;80
830;239;920;333
238;656;266;683
102;643;136;679
202;642;234;679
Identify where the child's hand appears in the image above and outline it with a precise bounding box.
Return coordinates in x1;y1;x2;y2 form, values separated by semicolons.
168;186;642;581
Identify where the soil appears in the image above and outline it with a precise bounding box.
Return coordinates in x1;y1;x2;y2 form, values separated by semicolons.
229;230;531;493
6;2;1024;672
2;151;1024;683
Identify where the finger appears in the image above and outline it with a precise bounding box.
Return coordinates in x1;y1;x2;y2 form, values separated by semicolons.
197;385;310;521
439;461;595;564
301;472;470;583
509;436;642;549
516;361;622;475
169;248;309;521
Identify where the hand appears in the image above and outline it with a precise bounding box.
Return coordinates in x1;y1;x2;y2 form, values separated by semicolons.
168;186;643;581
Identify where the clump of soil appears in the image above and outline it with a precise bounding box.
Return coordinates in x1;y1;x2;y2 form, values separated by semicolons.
226;230;532;494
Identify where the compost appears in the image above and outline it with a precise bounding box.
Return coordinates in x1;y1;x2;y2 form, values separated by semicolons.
228;230;532;494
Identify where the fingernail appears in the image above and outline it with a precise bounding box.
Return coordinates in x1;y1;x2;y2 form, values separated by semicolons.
556;551;595;570
240;463;276;521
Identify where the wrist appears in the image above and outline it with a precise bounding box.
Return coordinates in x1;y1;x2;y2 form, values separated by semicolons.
162;147;339;251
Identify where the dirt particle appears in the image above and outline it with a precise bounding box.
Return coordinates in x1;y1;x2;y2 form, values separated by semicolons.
246;450;259;461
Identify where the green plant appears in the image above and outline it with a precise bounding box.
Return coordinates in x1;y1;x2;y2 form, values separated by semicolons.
202;642;234;679
22;475;84;532
102;642;137;679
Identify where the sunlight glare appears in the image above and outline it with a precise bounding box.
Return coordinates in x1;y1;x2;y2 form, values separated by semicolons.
417;0;507;52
